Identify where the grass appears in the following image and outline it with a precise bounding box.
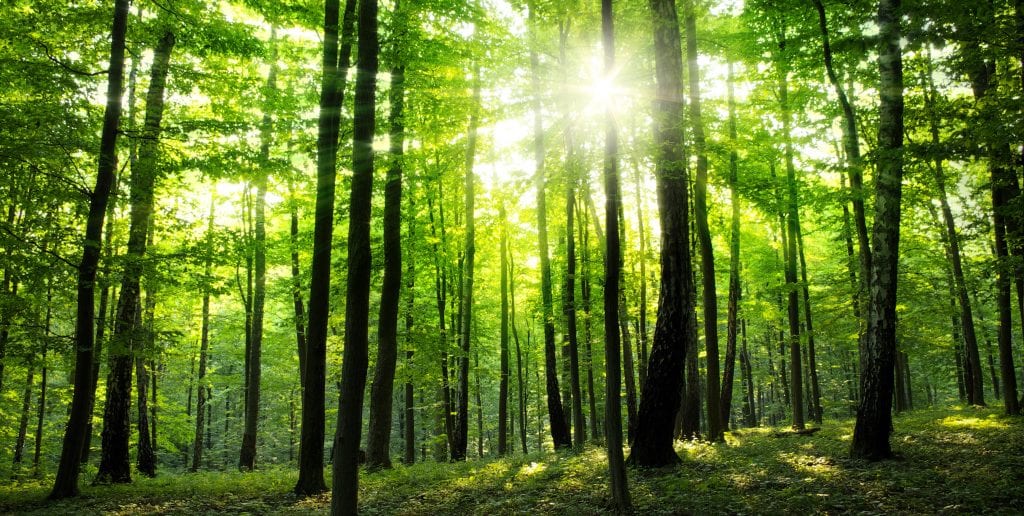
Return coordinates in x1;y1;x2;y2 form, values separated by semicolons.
2;406;1022;514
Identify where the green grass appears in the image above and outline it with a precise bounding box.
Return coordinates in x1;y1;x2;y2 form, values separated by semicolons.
3;407;1022;514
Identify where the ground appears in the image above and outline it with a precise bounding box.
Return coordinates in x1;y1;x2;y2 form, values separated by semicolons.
3;407;1022;514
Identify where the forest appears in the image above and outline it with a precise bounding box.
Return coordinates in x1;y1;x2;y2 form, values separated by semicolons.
1;0;1024;513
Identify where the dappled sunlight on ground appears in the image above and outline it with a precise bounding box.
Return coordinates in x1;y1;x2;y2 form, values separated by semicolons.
939;414;1009;430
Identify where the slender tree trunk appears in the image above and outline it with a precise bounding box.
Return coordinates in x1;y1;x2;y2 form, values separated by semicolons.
796;226;822;423
191;194;215;472
96;29;174;485
450;66;480;461
851;0;904;460
740;320;756;427
510;251;529;454
32;338;48;476
288;182;307;389
529;0;571;451
404;179;417;465
295;0;356;496
578;192;600;442
684;0;723;442
331;0;377;510
618;280;638;440
631;0;696;466
601;1;631;509
721;62;741;429
498;203;510;455
13;364;34;468
366;59;405;470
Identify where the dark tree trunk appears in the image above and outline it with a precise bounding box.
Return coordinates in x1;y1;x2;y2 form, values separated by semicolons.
685;0;723;442
13;364;34;467
634;168;649;391
600;0;631;509
366;61;405;470
331;0;376;510
721;61;741;429
630;0;696;467
191;195;215;472
32;337;48;476
740;320;756;427
796;226;822;423
135;347;155;477
295;0;356;496
96;29;174;485
452;66;479;462
499;203;510;455
289;182;307;389
851;0;904;460
50;0;130;496
510;251;529;454
404;179;417;465
529;0;571;451
578;190;600;442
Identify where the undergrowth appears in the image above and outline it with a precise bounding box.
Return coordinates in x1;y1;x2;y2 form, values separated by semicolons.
2;406;1021;514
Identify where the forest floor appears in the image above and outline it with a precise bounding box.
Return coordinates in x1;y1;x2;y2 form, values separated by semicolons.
3;406;1022;515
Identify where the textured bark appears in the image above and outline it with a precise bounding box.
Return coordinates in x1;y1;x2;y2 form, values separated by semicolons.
295;0;356;496
331;0;376;510
191;195;215;472
630;0;696;467
851;0;904;460
366;61;405;470
50;0;130;497
600;0;631;510
776;23;804;431
499;203;510;455
529;0;571;451
96;29;174;485
685;0;723;441
992;163;1022;414
450;67;480;461
721;62;741;428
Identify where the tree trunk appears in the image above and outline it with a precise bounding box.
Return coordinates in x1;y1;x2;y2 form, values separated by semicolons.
404;179;417;465
578;191;600;442
529;0;571;451
740;319;756;427
685;0;723;442
510;250;529;454
331;0;377;510
191;194;215;472
366;60;405;470
630;0;696;466
498;203;510;455
449;66;480;462
288;181;307;390
796;225;822;423
600;0;631;509
851;0;904;460
295;0;356;496
13;364;34;467
721;61;741;429
96;29;174;485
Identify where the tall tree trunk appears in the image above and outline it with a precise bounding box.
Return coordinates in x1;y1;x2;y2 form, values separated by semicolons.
684;0;723;442
191;194;215;472
32;332;48;476
499;203;510;455
13;364;34;468
239;36;276;472
49;0;130;498
776;21;805;431
427;183;453;460
366;59;405;470
721;61;741;428
578;191;600;442
331;0;377;510
618;280;638;440
295;0;356;496
288;181;307;389
851;0;904;460
558;22;587;449
96;29;174;485
510;251;529;454
601;0;631;509
796;226;822;423
404;178;417;465
529;0;572;451
630;0;696;466
740;319;756;427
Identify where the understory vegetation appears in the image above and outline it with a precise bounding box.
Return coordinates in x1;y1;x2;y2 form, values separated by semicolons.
4;407;1021;514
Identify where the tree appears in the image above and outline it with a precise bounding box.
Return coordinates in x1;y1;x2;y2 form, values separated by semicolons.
630;0;697;467
366;26;406;468
295;0;356;496
851;0;905;460
96;27;174;484
331;0;377;510
49;0;131;497
191;194;215;472
601;0;631;511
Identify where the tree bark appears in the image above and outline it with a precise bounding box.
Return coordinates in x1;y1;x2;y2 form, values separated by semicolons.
529;0;572;451
96;28;174;485
721;61;741;428
499;203;510;455
601;0;631;510
630;0;696;467
295;0;356;496
404;177;417;465
366;60;405;470
331;0;376;510
191;194;215;472
851;0;904;460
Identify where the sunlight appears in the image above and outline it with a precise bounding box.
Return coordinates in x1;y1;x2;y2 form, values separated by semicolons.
939;415;1009;430
516;461;546;478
